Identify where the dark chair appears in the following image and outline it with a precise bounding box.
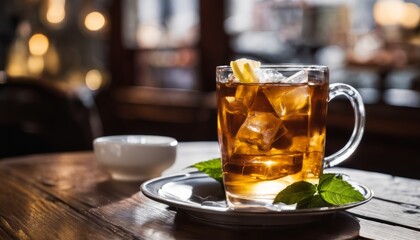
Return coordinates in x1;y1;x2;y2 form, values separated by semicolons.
0;76;97;158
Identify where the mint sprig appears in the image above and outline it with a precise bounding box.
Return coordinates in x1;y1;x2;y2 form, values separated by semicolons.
190;159;365;209
273;173;365;208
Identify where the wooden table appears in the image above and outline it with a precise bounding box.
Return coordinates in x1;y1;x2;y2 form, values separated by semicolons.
0;142;419;239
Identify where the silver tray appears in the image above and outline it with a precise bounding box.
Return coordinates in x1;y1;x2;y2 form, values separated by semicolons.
140;172;373;226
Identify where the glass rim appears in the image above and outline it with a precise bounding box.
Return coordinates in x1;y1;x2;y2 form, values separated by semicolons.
216;64;328;72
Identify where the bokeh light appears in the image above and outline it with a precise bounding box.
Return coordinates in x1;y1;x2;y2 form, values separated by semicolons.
85;69;103;90
401;3;420;29
374;0;420;29
84;11;106;31
46;0;66;24
29;33;49;56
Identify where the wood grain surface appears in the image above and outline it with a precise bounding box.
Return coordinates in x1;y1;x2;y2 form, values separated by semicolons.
0;144;419;240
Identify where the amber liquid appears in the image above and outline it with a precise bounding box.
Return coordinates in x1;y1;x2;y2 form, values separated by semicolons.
217;80;329;207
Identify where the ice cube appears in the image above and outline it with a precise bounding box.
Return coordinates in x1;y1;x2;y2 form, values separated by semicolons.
284;70;308;83
224;96;247;115
222;85;259;116
263;85;310;117
228;73;237;83
220;96;248;145
235;111;282;152
233;141;266;155
242;155;303;180
248;88;276;112
255;69;286;83
235;85;259;110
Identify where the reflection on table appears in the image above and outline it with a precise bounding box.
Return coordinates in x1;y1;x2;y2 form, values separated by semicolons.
0;142;419;239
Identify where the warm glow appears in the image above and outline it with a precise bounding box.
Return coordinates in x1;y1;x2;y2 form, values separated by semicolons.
401;3;420;28
6;61;23;77
29;34;49;56
6;40;28;76
374;0;405;26
84;11;106;31
264;160;275;166
85;69;103;90
253;181;283;196
374;0;420;28
46;0;66;24
27;55;44;75
44;44;60;75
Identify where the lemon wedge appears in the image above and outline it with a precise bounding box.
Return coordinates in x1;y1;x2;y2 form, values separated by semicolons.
230;58;261;83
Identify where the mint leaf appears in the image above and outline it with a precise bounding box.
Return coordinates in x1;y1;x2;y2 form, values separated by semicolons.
189;158;223;183
296;195;331;209
273;181;316;204
319;173;340;186
318;176;365;205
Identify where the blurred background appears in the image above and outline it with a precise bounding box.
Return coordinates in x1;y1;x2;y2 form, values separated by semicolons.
0;0;419;179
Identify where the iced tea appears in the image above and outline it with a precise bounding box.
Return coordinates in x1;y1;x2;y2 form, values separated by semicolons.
217;68;329;207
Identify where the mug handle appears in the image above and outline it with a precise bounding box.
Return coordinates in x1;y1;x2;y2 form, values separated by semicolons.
324;83;366;168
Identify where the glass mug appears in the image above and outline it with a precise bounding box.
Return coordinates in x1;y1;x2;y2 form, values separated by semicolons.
216;65;365;209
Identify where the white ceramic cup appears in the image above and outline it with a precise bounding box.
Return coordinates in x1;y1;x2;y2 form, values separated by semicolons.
93;135;178;181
